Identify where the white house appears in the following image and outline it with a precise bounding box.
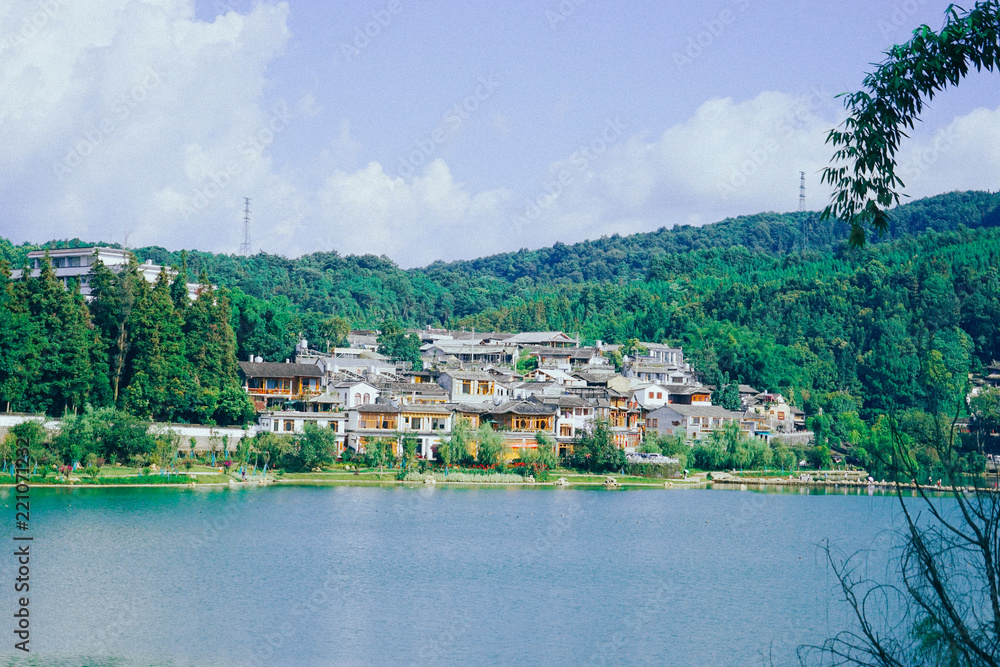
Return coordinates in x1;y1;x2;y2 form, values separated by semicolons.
332;381;381;408
645;404;746;441
633;382;672;410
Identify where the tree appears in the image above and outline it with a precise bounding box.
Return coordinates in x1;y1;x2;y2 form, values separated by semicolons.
320;315;351;352
437;417;473;469
573;418;625;473
821;1;1000;245
712;370;742;412
377;318;422;370
474;425;509;467
88;255;141;404
124;271;193;421
295;422;338;470
22;252;93;415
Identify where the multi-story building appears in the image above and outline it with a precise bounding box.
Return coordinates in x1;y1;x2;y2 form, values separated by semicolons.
238;361;325;410
11;247;200;299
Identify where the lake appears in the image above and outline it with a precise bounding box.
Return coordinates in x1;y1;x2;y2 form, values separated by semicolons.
0;484;908;666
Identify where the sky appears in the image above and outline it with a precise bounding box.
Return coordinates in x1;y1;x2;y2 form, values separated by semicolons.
1;0;999;267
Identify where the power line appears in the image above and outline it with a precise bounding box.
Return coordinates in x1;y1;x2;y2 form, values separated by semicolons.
240;197;252;257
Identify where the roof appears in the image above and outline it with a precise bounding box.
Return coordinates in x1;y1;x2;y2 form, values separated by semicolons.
354;403;402;414
332;380;378;389
398;404;452;415
738;385;760;394
448;403;493;414
488;400;558;416
573;370;618;384
649;404;744;420
442;370;496;381
504;331;577;345
238;361;324;378
536;395;592;409
377;382;447;395
668;386;711;395
306;392;343;404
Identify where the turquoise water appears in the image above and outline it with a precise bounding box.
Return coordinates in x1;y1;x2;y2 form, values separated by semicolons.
0;485;906;666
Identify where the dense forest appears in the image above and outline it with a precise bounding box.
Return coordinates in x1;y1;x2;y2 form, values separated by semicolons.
0;256;254;425
2;190;999;472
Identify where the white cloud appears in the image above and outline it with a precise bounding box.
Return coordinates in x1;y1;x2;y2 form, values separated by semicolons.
511;91;846;248
314;159;511;266
895;105;1000;199
1;3;996;274
0;0;292;249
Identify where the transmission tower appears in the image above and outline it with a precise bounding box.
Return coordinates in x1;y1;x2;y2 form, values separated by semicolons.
240;197;252;256
798;171;806;211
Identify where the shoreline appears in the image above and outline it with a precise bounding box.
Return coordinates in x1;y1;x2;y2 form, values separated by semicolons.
1;470;991;494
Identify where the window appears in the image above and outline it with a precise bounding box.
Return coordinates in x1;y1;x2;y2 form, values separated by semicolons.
284;421;293;432
657;392;663;399
649;419;658;427
410;417;423;430
363;393;371;403
272;421;279;432
648;392;654;399
67;256;80;267
560;424;572;436
329;422;338;432
431;418;446;430
52;257;65;268
777;412;785;420
461;380;472;394
477;381;492;395
354;393;361;404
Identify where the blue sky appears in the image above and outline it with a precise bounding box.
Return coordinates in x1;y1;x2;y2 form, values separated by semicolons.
2;0;998;266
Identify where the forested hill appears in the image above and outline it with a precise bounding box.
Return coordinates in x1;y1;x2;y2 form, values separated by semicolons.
2;189;999;425
418;190;1000;284
1;190;998;330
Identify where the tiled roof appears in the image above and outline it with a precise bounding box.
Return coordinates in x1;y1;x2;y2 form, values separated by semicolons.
238;361;324;378
488;400;558;416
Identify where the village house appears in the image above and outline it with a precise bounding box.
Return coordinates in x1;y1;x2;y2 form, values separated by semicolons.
437;370;508;404
481;400;558;456
331;380;381;408
645;404;747;441
238;361;326;411
502;331;579;348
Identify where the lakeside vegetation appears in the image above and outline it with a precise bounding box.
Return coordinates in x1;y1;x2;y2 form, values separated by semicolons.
2;191;1000;486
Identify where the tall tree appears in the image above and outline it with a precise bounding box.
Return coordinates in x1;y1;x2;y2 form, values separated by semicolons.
88;255;142;404
124;270;192;421
0;261;38;412
821;1;1000;245
23;252;93;415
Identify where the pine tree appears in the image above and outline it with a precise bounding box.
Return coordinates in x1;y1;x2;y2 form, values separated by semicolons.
23;252;93;415
183;273;253;425
88;255;142;404
124;270;193;421
0;260;39;412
